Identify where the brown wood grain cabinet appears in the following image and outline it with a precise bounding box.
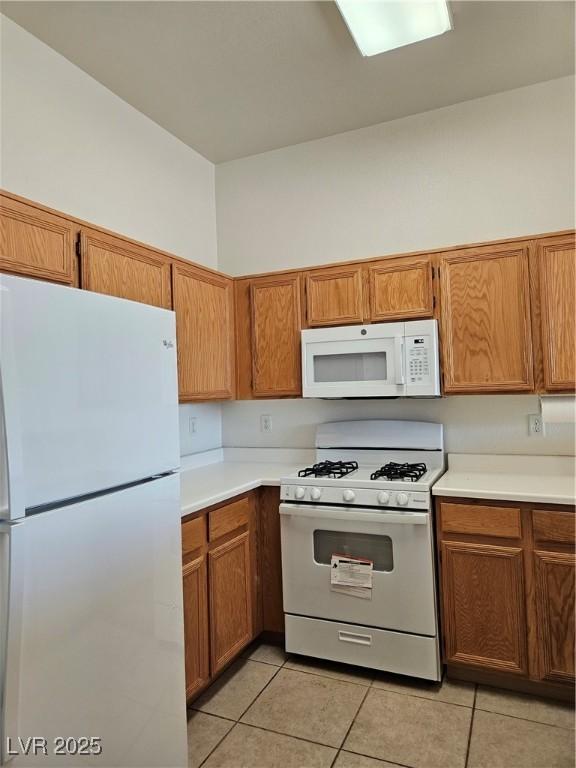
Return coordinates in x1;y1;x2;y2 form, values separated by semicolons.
182;554;210;698
0;193;76;284
182;493;259;700
172;263;235;401
305;265;365;326
367;255;434;322
250;274;302;397
441;539;528;674
79;228;172;308
439;244;534;393
536;235;576;392
259;487;285;634
437;498;575;693
209;530;253;673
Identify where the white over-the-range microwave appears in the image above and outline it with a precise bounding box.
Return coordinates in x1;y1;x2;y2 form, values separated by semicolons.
301;319;440;398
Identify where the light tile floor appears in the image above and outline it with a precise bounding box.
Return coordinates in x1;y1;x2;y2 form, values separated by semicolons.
188;642;575;768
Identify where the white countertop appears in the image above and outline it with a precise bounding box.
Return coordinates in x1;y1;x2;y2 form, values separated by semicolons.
180;459;303;517
433;454;576;506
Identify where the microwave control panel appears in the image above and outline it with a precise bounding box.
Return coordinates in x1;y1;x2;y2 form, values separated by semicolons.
407;336;432;384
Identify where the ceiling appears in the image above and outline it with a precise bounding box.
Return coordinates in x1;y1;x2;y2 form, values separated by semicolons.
3;1;574;163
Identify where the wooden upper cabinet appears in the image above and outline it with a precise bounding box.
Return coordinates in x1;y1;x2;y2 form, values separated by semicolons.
536;236;576;392
0;193;76;284
250;274;302;397
441;540;528;675
306;265;364;326
368;256;434;322
440;244;534;393
80;228;171;308
172;264;234;401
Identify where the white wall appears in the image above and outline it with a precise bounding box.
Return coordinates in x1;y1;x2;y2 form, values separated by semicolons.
216;77;575;275
218;76;575;457
0;16;217;268
222;397;575;457
0;16;222;456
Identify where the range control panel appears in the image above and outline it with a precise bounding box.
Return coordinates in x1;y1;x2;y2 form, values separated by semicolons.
280;484;430;511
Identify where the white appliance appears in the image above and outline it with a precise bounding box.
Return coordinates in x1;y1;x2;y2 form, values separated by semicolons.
0;275;187;767
301;319;440;398
280;420;444;681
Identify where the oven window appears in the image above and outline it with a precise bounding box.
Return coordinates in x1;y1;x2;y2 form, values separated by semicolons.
313;530;394;572
313;352;387;383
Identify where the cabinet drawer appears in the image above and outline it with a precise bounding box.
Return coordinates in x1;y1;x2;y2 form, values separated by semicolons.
533;510;575;546
209;497;250;541
441;502;521;539
182;516;206;558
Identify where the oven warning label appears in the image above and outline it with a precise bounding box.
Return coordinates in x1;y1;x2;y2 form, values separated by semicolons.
330;554;373;599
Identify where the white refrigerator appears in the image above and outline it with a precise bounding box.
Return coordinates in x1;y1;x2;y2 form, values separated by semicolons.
0;274;188;766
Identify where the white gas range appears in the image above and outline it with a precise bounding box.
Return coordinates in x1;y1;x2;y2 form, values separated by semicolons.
279;420;445;681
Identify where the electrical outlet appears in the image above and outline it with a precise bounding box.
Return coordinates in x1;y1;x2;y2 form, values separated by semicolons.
528;413;544;437
260;414;272;433
189;416;197;435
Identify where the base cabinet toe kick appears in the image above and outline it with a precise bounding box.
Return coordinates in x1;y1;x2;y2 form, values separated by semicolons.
285;615;441;681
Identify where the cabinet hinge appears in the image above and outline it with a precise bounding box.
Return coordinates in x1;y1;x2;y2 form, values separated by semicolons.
433;295;436;309
431;266;435;279
75;233;82;258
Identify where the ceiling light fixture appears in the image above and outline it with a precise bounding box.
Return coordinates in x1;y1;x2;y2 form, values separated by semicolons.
336;0;453;57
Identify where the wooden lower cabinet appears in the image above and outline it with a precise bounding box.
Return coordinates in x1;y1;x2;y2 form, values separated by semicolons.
182;555;210;698
259;487;284;634
534;550;576;683
437;498;575;692
209;531;253;673
441;541;527;674
182;492;259;700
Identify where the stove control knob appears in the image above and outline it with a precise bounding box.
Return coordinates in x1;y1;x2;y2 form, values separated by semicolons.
397;492;409;506
377;491;390;505
295;486;306;500
343;489;356;503
310;487;322;501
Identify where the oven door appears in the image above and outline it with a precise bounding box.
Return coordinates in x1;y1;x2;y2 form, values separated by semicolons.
279;503;437;636
301;324;405;398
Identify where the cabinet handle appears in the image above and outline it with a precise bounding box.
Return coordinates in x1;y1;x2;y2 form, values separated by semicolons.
338;630;372;646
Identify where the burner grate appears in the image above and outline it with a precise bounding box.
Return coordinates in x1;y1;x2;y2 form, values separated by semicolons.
298;460;359;479
370;462;427;482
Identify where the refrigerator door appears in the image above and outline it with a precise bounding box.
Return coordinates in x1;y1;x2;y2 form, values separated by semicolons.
0;275;179;519
0;473;187;767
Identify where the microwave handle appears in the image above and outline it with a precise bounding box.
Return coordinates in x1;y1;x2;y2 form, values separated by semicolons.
394;337;405;384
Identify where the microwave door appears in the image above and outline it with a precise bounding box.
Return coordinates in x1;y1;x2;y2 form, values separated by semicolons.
303;335;405;398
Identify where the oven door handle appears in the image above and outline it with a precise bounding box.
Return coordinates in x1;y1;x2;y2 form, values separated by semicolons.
279;505;428;525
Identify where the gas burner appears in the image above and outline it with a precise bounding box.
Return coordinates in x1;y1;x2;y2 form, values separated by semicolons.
370;462;427;482
298;460;359;479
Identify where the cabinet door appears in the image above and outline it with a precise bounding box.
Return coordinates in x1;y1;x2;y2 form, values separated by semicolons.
440;245;534;393
80;229;171;308
441;541;528;674
537;236;576;391
0;193;76;283
368;256;434;321
534;550;575;684
208;531;253;673
306;265;364;326
182;555;210;699
172;264;234;401
259;487;284;634
251;274;302;397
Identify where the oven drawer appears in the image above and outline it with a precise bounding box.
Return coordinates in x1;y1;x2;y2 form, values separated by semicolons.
285;614;441;681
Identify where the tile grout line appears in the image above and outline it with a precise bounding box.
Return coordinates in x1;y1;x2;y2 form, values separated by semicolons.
335;677;373;754
196;721;239;768
464;684;478;768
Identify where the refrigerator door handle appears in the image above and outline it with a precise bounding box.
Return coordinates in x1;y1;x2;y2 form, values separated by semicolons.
0;522;25;766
